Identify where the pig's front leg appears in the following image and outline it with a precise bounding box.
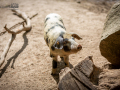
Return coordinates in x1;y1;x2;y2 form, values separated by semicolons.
51;56;58;75
63;56;69;67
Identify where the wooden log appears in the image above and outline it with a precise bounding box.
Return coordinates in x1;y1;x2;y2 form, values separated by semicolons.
74;56;94;78
58;56;97;90
59;67;71;81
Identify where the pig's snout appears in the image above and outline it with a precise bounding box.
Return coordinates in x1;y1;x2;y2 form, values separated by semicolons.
77;45;82;50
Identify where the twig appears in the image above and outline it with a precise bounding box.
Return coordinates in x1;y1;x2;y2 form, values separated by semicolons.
0;13;38;36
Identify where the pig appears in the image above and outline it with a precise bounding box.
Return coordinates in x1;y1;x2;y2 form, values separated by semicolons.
44;13;82;75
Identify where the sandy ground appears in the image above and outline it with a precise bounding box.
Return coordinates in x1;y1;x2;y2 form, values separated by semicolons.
0;0;116;90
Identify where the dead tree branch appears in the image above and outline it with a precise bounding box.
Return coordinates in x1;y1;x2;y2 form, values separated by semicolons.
4;9;32;34
0;9;33;67
0;12;38;36
0;34;16;67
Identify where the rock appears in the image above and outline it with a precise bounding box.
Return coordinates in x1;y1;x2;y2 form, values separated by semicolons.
98;70;120;90
99;2;120;65
77;1;81;4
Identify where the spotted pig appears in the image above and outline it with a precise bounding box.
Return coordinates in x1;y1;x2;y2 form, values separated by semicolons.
44;13;82;75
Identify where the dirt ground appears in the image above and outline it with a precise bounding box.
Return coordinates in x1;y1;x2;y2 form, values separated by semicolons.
0;0;117;90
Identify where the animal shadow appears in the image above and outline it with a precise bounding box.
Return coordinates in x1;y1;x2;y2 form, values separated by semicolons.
104;63;120;69
52;60;73;84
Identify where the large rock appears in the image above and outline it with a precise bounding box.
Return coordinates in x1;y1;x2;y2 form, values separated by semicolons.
100;2;120;65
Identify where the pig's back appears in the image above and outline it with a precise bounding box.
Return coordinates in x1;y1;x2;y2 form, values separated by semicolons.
44;13;66;45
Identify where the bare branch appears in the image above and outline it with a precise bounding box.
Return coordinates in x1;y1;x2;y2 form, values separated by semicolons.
9;13;38;30
0;9;33;67
0;31;6;36
4;9;32;34
0;13;38;36
4;24;16;34
0;34;16;67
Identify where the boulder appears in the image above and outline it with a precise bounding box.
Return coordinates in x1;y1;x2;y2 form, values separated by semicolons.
100;2;120;65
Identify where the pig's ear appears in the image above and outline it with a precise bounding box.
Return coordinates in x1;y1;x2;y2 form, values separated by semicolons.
53;36;64;49
70;33;82;40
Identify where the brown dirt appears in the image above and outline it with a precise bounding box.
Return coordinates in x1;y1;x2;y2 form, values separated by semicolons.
0;0;116;90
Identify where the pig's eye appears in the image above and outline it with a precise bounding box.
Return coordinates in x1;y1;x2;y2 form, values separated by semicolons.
55;41;60;48
57;41;60;45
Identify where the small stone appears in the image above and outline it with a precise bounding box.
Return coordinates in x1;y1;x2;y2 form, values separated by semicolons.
77;1;81;4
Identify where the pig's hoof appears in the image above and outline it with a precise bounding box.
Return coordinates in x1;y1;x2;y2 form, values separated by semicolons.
51;69;57;75
51;73;54;75
51;73;57;76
